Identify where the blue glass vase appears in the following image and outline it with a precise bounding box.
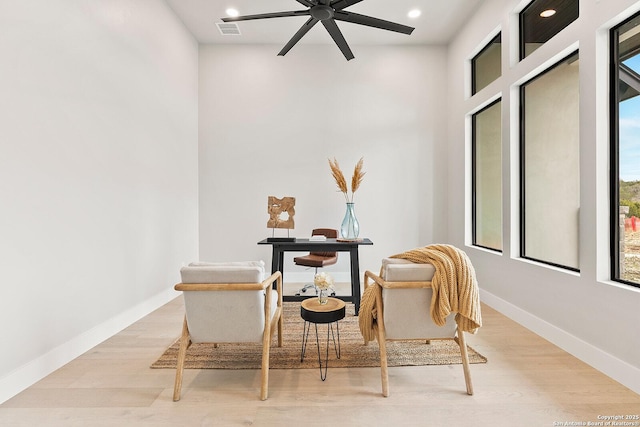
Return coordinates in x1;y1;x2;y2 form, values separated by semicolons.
340;203;359;240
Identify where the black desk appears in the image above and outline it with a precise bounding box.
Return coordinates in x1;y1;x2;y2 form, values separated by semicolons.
257;238;373;315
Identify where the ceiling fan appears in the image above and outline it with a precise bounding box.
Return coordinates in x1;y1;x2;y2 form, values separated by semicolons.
221;0;415;61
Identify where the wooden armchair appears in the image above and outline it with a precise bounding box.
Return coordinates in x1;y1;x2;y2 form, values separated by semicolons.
363;258;473;397
173;261;283;401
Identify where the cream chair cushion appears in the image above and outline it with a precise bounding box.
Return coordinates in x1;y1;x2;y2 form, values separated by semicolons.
380;258;456;340
179;261;277;343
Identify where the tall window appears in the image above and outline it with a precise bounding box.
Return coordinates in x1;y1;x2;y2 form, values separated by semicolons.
520;52;580;270
611;14;640;288
472;99;502;251
472;33;501;95
520;0;579;60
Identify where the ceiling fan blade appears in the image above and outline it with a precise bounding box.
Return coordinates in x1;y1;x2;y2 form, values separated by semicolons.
222;10;310;23
295;0;315;6
330;0;364;10
278;17;320;57
322;19;354;61
334;11;414;35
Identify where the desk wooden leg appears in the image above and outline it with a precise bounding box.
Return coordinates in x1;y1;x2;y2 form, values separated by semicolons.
270;249;279;275
349;247;361;315
271;249;284;290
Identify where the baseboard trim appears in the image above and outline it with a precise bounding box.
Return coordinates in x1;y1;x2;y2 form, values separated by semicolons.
0;287;178;404
481;289;640;394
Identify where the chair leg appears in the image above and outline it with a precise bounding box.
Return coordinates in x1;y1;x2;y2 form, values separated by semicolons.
377;326;389;397
269;309;283;348
456;329;474;396
277;311;283;347
260;329;271;400
173;317;191;402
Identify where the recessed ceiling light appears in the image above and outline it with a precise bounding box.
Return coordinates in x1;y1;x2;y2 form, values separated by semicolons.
540;9;556;18
408;9;421;19
226;8;239;17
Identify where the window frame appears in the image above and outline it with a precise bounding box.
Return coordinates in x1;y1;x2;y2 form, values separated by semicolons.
518;2;532;61
609;14;640;289
519;0;580;61
519;50;580;272
471;97;503;252
471;33;501;95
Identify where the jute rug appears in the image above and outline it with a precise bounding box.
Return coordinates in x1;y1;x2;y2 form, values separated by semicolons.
151;302;487;370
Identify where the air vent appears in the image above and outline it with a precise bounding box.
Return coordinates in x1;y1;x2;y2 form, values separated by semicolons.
216;22;241;36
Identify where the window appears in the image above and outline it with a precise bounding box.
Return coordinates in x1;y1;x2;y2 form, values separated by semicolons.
520;0;579;60
520;51;580;270
472;99;502;251
472;33;501;95
611;13;640;288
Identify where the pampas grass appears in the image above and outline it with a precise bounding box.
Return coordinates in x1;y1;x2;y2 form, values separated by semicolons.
351;157;365;194
329;157;365;202
329;158;348;194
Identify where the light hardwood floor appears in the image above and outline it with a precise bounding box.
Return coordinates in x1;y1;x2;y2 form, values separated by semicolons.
1;296;639;426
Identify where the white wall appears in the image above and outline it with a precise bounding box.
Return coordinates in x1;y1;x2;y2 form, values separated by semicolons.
0;0;199;403
447;0;640;393
198;44;449;281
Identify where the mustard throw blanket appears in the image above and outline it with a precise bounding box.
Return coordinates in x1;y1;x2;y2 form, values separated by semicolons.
359;244;482;341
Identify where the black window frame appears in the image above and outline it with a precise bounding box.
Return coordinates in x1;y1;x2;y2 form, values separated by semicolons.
519;0;580;61
471;33;502;96
519;50;580;272
472;97;503;252
610;13;640;289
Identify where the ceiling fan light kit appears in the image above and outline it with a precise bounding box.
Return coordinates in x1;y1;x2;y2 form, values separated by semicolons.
221;0;415;61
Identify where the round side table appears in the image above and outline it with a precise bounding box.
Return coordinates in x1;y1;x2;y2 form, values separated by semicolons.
300;297;346;381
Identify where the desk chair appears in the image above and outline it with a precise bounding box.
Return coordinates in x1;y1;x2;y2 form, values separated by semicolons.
294;228;338;296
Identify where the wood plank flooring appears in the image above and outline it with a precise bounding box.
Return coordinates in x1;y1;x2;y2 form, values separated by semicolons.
1;296;639;426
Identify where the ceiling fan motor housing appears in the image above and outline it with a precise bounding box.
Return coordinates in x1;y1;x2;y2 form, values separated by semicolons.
311;5;334;21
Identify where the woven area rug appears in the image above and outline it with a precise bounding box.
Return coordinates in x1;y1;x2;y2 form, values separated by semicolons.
151;302;487;370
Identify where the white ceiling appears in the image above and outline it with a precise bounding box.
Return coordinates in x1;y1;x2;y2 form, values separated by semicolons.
165;0;484;46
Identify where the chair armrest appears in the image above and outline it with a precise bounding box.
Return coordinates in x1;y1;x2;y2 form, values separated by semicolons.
175;282;267;291
174;271;283;294
364;270;432;290
364;270;385;289
262;271;283;297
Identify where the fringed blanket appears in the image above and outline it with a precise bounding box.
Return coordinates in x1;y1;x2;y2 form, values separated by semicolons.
359;244;482;342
